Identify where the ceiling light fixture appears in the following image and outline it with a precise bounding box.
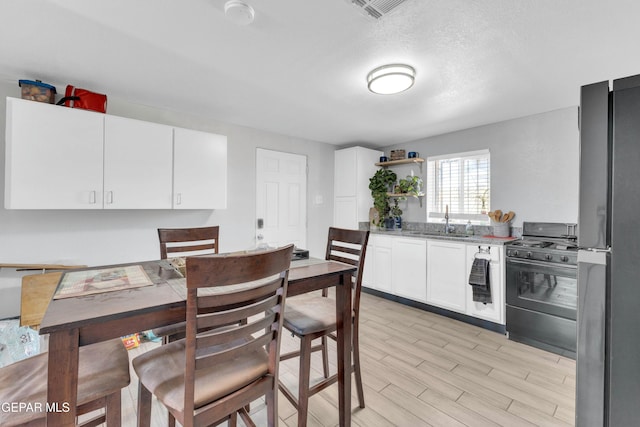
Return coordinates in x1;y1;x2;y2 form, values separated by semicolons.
224;0;255;26
367;64;415;95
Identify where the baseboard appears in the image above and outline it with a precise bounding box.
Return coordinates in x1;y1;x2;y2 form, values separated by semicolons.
362;287;506;334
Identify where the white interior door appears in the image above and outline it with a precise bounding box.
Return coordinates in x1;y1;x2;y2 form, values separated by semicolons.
256;148;307;249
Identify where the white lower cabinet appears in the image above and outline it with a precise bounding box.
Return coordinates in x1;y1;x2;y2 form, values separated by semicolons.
362;235;392;293
426;240;468;312
363;233;505;326
465;245;504;324
425;240;506;325
362;239;375;289
391;237;427;302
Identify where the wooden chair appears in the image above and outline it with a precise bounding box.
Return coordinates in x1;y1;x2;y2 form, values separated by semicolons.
158;226;220;260
133;244;294;427
153;226;220;342
278;227;369;426
0;339;130;427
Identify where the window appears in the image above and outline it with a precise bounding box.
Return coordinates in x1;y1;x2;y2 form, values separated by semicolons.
426;149;490;223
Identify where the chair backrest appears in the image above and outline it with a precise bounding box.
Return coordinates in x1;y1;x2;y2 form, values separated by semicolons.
183;244;294;423
158;226;219;259
324;227;370;312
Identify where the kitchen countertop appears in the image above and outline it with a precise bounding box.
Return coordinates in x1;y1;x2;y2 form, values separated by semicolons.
369;229;518;245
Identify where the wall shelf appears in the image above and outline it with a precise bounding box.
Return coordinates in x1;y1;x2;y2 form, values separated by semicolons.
387;193;425;207
375;157;425;172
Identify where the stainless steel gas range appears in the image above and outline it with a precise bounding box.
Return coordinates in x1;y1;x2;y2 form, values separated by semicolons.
505;222;578;358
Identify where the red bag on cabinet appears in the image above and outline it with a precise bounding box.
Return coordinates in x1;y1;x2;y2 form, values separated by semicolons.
56;85;107;113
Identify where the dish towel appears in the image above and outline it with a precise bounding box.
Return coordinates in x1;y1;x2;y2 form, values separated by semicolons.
468;258;492;304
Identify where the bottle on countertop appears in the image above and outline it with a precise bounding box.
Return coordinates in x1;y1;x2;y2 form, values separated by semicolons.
465;221;474;235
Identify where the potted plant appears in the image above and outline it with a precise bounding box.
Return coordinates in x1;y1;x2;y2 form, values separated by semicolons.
390;198;403;229
369;168;397;228
396;174;423;198
476;188;489;214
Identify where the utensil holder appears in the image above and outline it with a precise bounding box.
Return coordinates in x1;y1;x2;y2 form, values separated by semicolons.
492;222;510;237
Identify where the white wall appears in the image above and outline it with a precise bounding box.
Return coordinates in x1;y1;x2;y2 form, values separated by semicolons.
0;80;335;317
0;78;581;318
382;107;580;227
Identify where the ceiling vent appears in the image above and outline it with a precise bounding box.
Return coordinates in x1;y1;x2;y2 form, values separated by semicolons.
345;0;411;20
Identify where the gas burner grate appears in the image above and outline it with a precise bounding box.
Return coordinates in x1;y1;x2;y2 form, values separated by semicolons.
511;240;553;248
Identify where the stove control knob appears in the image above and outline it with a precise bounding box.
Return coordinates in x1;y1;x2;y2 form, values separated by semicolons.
511;250;519;257
545;254;553;261
526;252;533;258
561;255;569;262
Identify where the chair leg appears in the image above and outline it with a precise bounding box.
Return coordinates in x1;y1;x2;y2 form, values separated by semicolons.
352;322;365;408
168;412;176;427
320;336;329;378
266;386;277;427
229;411;238;427
137;383;152;427
105;390;122;426
297;335;313;427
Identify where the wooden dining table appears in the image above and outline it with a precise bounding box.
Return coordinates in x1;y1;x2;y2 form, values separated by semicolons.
39;258;356;426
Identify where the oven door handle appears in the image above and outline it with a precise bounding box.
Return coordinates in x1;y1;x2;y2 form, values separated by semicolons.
506;257;577;270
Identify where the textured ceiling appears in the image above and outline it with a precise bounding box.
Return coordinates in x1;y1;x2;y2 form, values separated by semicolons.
1;0;640;147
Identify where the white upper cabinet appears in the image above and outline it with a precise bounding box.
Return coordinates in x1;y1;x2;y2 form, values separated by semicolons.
5;97;104;209
334;147;358;198
334;197;358;230
333;146;382;229
103;115;173;209
173;128;227;209
4;97;228;210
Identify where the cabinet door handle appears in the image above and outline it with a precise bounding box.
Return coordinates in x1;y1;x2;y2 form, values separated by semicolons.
106;191;113;204
176;193;182;205
89;191;96;204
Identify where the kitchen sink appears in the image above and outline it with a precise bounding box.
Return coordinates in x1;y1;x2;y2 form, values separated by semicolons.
407;231;470;238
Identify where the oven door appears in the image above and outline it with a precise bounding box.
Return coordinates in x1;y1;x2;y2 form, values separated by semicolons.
506;258;577;320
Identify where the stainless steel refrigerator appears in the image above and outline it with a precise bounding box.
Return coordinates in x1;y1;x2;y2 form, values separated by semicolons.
577;75;640;426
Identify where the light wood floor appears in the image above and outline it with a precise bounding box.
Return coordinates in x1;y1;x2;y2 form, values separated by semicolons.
119;291;576;426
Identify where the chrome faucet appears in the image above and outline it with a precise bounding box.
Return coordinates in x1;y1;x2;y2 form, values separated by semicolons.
444;205;455;234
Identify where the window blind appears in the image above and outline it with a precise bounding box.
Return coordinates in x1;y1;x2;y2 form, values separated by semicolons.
427;150;490;223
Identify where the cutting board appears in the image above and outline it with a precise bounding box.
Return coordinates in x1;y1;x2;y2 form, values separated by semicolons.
20;272;62;329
